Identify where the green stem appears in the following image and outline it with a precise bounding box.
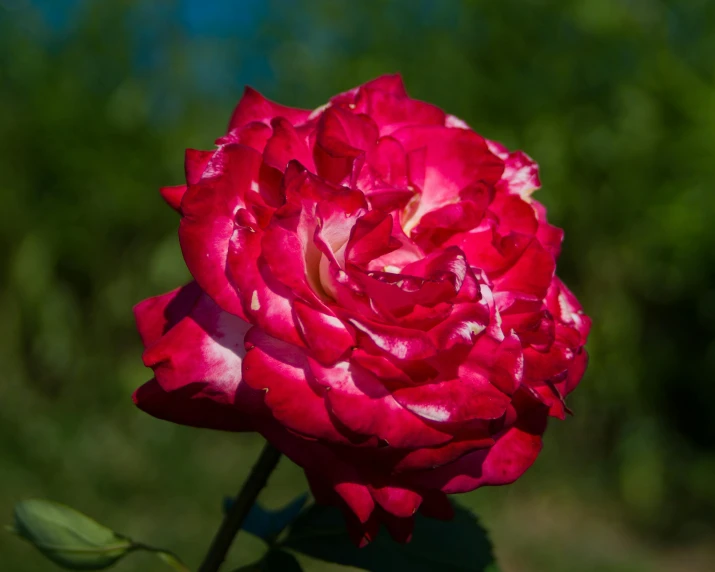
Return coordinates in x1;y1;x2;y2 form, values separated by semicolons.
198;442;282;572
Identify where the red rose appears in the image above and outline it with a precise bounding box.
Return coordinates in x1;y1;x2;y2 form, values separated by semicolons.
134;75;590;545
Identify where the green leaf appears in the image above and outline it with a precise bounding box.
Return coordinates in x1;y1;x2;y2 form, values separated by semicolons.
11;499;133;569
152;549;192;572
283;501;500;572
241;493;309;542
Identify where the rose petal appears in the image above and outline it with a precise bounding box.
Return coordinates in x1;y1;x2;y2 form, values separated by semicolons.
392;375;511;424
228;86;311;131
294;300;355;365
264;117;316;172
348;316;437;361
313;107;378;186
365;136;409;189
353;87;445;136
132;377;259;432
547;278;591;343
185;148;214;184
134;281;202;348
497;149;541;199
393;437;495;472
331;74;408;107
159;185;187;213
179;144;263;319
312;358;453;448
393;126;504;232
492;239;555;300
368;485;422;519
346;210;401;267
242;327;351;443
142;293;252;404
489;192;538;237
408;393;548;493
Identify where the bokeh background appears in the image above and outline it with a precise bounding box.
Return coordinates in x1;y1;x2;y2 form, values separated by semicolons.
2;0;715;570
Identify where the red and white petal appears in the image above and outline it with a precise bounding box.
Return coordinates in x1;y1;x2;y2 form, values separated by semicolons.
242;327;351;443
408;396;548;493
393;126;504;232
137;293;267;434
547;277;591;343
134;282;202;348
349;316;437;361
185;148;214;184
294;300;355;365
392;376;511;424
311;358;453;448
497;150;541;199
179;144;263;319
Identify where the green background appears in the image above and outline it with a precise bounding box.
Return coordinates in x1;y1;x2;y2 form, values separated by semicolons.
2;1;714;570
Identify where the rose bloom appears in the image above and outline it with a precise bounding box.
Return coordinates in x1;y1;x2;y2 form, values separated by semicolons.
134;75;590;545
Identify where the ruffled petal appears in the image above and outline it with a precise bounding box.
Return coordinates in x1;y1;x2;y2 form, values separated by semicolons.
311;358;453;448
411;192;489;249
493;147;541;199
393;126;504;232
352;86;445;136
547;278;591;343
185;148;214;184
142;292;252;402
135;291;266;433
365;136;409;189
408;393;548;493
330;74;408;107
348;316;437;361
294;300;355;365
134;281;201;348
492;239;555;300
179;144;263;319
242;327;351;443
264;117;316;172
217;121;274;152
345;210;401;267
159;185;187;213
368;485;422;519
313;107;378;186
228;86;311;131
393;437;494;472
132;378;259;432
392;376;511;424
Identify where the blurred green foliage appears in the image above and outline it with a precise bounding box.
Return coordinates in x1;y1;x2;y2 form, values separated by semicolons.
1;0;715;570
